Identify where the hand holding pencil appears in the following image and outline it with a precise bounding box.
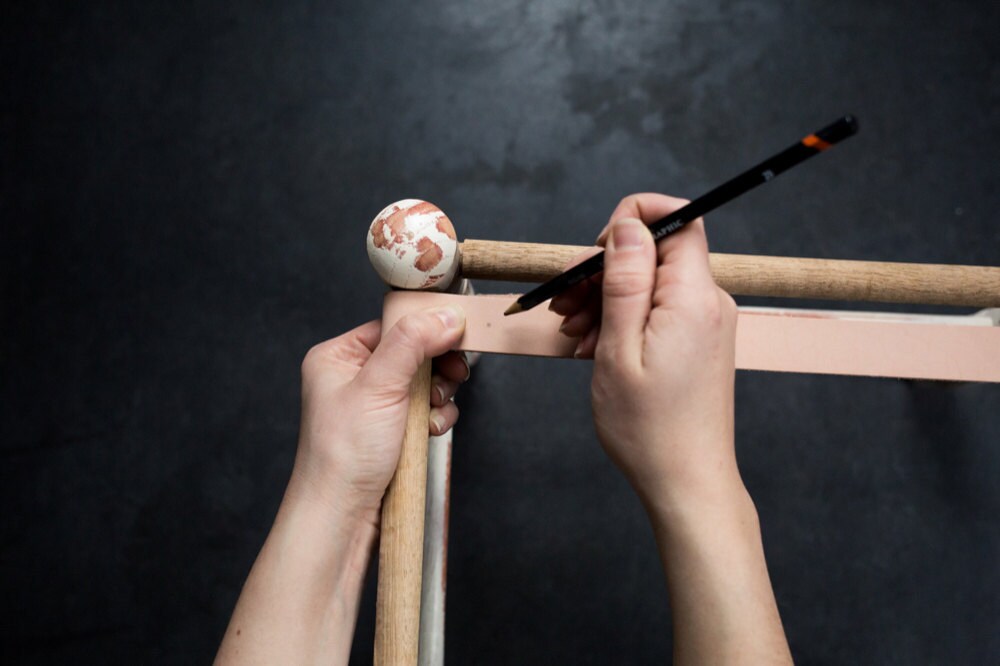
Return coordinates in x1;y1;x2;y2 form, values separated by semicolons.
551;193;739;499
552;192;793;663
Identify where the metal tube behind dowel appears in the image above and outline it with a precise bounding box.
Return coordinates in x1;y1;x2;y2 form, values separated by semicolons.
458;239;1000;308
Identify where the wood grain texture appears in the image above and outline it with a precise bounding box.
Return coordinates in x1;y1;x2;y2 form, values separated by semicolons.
460;239;587;283
458;239;1000;307
709;254;1000;307
374;360;432;666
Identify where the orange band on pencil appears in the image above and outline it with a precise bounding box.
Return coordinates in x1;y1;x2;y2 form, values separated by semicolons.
802;134;832;150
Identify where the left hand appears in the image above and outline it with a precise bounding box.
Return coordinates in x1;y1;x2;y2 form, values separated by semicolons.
287;306;469;523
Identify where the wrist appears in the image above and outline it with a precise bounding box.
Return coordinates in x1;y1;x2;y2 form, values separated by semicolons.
636;452;750;523
642;472;757;543
221;471;377;661
271;470;380;597
286;440;386;529
285;459;382;532
615;427;740;514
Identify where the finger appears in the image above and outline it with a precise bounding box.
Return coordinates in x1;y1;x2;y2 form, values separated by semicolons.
597;217;657;364
357;306;465;400
303;320;383;375
430;376;460;407
574;323;600;360
434;350;471;383
548;278;591;316
559;297;600;338
349;319;385;353
598;193;714;293
596;193;692;246
549;246;602;315
429;400;459;436
653;218;716;307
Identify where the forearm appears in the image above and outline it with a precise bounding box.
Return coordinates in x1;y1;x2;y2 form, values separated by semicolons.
647;473;792;665
215;475;378;665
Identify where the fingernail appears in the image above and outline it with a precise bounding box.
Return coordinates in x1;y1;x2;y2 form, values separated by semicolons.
433;382;446;404
460;353;471;381
559;320;568;334
573;339;585;358
611;219;645;249
430;413;445;433
433;306;465;330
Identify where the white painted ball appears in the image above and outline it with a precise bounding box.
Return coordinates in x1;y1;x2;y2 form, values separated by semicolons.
367;199;460;290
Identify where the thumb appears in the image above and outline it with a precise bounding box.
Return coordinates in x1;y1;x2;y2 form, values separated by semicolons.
357;306;465;401
598;217;656;364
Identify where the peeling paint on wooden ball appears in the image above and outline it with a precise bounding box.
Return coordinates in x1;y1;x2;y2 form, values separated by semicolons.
367;199;460;290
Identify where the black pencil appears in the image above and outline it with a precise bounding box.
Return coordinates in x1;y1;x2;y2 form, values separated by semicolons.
504;114;859;316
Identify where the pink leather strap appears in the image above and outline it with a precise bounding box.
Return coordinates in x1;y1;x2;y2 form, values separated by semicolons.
382;292;1000;382
383;291;579;358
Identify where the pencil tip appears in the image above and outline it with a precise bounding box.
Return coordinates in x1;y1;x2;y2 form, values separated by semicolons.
503;302;523;316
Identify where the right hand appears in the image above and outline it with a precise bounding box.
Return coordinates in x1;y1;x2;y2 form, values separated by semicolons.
550;193;741;510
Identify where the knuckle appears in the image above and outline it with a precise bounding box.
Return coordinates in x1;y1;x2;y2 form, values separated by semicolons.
602;266;653;298
300;343;325;377
718;289;738;319
617;194;637;211
699;291;725;326
694;289;737;329
392;315;428;349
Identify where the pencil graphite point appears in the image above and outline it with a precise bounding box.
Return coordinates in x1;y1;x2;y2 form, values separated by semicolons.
503;302;523;316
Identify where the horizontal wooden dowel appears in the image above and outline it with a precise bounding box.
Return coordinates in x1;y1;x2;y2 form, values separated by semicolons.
458;239;1000;308
460;240;586;283
707;254;1000;308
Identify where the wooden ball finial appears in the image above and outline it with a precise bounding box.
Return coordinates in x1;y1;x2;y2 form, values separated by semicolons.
367;199;460;290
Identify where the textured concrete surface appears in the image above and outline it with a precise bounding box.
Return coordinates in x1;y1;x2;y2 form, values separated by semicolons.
2;1;999;663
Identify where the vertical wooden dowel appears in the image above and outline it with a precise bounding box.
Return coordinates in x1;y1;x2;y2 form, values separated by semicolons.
375;359;433;665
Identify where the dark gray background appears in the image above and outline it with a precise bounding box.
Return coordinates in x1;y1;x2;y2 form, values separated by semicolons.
3;1;999;663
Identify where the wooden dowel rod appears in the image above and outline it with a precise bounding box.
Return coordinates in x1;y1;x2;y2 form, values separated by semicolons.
460;240;585;283
708;254;1000;308
459;239;1000;308
374;360;433;666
